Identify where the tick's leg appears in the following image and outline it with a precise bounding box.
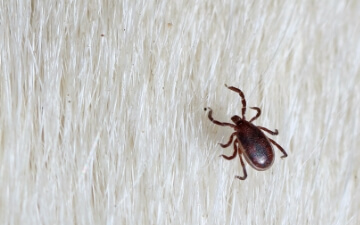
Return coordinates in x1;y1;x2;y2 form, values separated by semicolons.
205;107;235;128
269;138;288;158
220;138;238;160
249;107;261;122
219;132;236;148
225;84;247;120
258;126;278;135
235;153;247;180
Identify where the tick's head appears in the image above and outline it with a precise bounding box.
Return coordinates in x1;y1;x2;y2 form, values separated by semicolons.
231;115;242;124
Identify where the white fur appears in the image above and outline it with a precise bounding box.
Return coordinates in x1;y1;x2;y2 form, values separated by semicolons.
1;1;359;224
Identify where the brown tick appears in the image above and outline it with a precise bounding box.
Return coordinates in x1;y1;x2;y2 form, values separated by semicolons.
205;85;288;180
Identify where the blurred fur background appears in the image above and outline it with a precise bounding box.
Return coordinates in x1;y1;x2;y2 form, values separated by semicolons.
1;1;359;224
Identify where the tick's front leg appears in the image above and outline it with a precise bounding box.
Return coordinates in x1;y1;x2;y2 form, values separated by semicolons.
258;126;278;135
225;84;247;120
205;107;235;128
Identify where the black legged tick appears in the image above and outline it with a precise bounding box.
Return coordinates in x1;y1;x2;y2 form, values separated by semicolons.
205;84;288;180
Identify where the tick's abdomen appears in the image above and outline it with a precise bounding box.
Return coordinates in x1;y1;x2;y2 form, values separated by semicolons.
236;121;275;170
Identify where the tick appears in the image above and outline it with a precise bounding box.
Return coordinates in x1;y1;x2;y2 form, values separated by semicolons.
205;85;288;180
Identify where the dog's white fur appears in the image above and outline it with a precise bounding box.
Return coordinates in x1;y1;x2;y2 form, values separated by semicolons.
1;1;359;224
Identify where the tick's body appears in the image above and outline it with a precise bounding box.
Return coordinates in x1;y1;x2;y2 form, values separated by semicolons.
235;120;274;171
205;85;287;180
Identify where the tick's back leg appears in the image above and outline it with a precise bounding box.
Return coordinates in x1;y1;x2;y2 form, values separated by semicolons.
236;153;247;180
220;138;238;160
225;84;247;119
269;138;288;158
219;132;236;148
221;139;247;180
205;107;235;128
